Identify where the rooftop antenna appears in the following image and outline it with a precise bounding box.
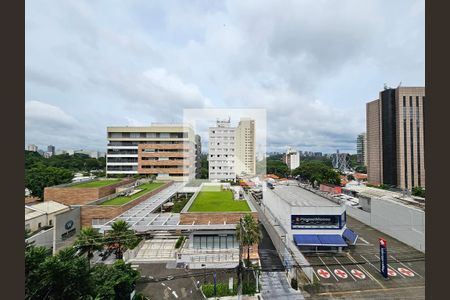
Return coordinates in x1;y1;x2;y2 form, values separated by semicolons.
397;81;402;88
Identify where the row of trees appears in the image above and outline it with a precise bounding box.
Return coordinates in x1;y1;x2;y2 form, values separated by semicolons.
74;220;141;261
25;246;139;300
292;161;341;187
26;220;142;300
25;151;106;171
25;150;107;199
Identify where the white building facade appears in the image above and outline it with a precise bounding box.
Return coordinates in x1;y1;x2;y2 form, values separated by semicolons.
208;119;236;181
284;147;300;170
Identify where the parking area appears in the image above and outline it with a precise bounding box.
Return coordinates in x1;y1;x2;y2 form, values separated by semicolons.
302;216;425;299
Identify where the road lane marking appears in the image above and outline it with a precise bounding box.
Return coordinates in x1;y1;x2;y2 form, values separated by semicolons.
375;254;405;278
347;253;385;289
318;256;339;282
359;237;370;245
333;257;356;281
172;291;178;298
389;255;424;278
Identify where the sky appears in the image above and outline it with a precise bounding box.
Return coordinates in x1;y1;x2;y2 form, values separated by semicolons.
25;0;424;154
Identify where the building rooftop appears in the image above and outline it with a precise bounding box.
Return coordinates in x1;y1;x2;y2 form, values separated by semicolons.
268;184;340;207
343;185;425;210
26;201;69;215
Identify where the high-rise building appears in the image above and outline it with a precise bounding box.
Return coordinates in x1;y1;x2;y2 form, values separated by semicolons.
208;119;236;181
47;145;55;156
235;118;256;176
106;124;197;181
356;133;367;166
283;147;300;170
27;144;38;152
366;86;425;190
195;134;202;178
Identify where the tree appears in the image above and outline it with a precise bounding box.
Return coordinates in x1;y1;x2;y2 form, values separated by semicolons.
25;164;74;198
74;227;104;262
199;153;209;179
292;161;341;187
106;220;140;259
236;214;262;266
25;244;140;300
412;186;426;198
91;260;139;300
266;159;289;178
26;246;93;300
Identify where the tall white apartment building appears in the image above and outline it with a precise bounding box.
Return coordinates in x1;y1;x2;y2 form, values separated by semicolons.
208;119;236;181
107;123;197;181
284;147;300;170
235;118;256;176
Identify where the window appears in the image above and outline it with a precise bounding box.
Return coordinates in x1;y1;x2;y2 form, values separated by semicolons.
49;220;53;226
38;222;42;228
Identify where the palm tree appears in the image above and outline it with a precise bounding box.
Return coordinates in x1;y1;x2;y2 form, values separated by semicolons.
107;219;137;259
236;214;262;266
74;227;104;262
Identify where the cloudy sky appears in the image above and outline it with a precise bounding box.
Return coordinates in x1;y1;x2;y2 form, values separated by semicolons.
25;0;424;154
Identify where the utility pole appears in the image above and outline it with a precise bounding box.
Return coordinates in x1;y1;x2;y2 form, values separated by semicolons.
237;217;247;300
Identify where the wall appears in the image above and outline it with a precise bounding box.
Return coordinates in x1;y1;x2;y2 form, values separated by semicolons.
26;228;54;249
179;211;258;225
44;178;136;205
80;181;173;227
54;207;81;244
26;214;48;232
346;198;425;252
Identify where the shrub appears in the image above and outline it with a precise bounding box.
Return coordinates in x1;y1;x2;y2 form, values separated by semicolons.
291;277;298;290
175;236;185;249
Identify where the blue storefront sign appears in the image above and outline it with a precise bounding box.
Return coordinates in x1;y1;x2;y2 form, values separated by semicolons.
379;238;388;278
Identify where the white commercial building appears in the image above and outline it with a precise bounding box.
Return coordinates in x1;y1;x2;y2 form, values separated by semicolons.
208;119;236;181
262;183;358;251
284;147;300;170
25;201;70;232
27;144;38;152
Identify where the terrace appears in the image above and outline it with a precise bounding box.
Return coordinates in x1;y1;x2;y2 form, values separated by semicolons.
188;188;251;212
100;182;164;206
69;179;120;188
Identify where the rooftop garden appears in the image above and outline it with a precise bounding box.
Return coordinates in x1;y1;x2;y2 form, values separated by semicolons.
70;179;120;188
188;186;251;212
100;182;164;206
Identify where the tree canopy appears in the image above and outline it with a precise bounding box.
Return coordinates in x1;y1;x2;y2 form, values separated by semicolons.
25;244;139;300
292;161;341;187
25;150;107;199
25;164;74;198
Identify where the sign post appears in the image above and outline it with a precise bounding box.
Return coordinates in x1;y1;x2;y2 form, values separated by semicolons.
379;238;388;278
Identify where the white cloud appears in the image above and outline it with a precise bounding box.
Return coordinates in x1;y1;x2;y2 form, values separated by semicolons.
25;0;424;153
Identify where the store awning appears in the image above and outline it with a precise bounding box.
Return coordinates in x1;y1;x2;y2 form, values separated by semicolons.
343;228;359;245
293;234;347;247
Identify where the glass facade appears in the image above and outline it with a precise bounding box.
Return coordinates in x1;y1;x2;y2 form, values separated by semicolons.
192;234;238;249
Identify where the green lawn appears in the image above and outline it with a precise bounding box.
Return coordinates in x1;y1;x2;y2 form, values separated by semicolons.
100;182;164;206
70;179;120;188
188;189;251;212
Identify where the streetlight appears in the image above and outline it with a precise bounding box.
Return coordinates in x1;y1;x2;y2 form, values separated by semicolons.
201;263;206;284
